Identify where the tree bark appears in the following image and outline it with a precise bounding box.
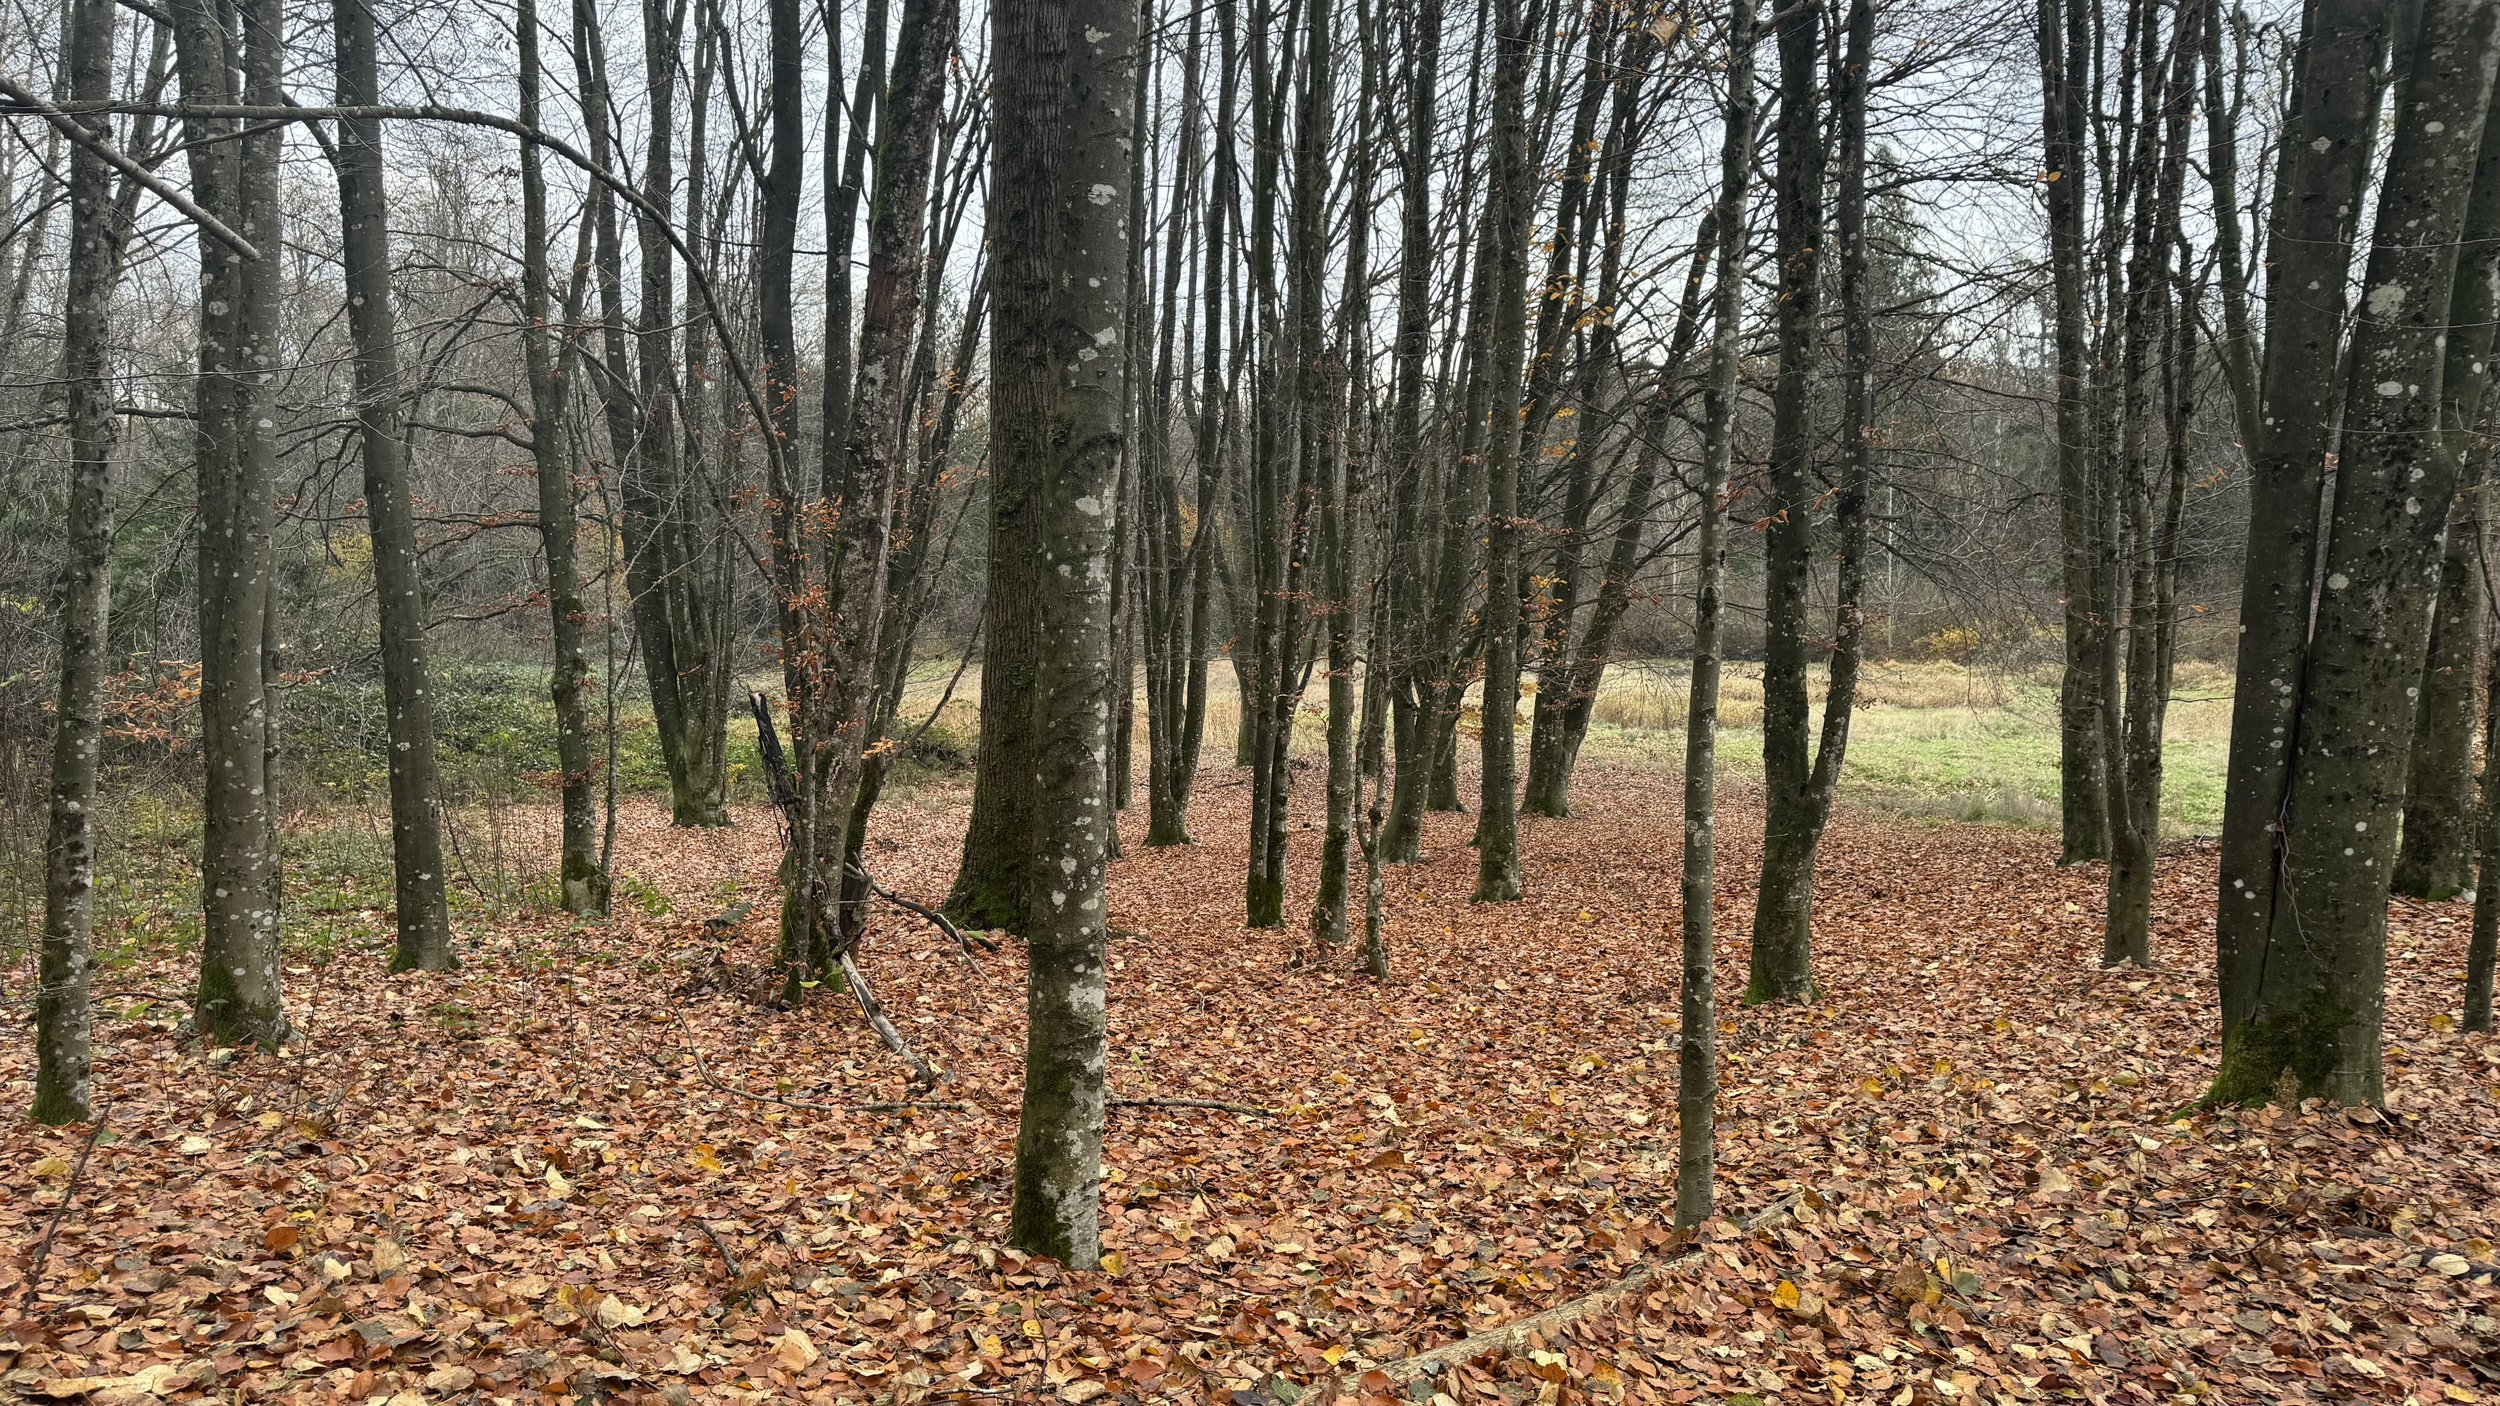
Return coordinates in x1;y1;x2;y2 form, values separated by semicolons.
2393;476;2485;899
517;0;605;916
2213;1;2407;1041
179;0;286;1047
1748;0;1868;1005
2210;0;2500;1107
1678;0;1753;1229
34;0;116;1124
2041;0;2108;864
335;0;456;973
1000;0;1137;1269
1471;0;1534;903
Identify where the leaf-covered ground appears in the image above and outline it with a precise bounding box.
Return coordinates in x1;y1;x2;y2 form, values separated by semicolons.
6;761;2499;1405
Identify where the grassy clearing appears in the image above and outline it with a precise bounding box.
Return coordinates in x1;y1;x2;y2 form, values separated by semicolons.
1573;657;2234;836
1069;655;2235;840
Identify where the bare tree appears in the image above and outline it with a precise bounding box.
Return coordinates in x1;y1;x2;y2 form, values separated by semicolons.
1000;0;1139;1268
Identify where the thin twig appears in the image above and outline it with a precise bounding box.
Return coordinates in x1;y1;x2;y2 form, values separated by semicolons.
661;1014;963;1113
849;860;996;969
23;1109;109;1308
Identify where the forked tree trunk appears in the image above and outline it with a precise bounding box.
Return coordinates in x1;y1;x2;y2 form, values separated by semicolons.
33;0;116;1124
2210;0;2500;1107
335;0;455;973
2213;1;2406;1041
786;0;958;1000
2100;0;2199;970
179;0;286;1047
999;0;1138;1269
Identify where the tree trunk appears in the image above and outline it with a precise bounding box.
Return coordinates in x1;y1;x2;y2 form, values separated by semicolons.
788;0;958;999
1746;0;1853;1005
2042;0;2107;864
2214;1;2407;1040
2210;0;2500;1107
2393;476;2485;899
1678;0;1754;1228
1471;0;1533;903
517;0;604;916
1310;0;1377;947
999;0;1137;1269
335;0;455;973
33;0;115;1124
179;0;285;1047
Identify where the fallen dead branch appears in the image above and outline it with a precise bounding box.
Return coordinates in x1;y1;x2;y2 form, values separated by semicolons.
22;1108;108;1308
837;949;940;1088
661;1014;962;1114
1108;1096;1272;1116
850;860;997;969
1325;1189;1807;1391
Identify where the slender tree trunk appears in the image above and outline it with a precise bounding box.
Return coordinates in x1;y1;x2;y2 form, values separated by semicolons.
2042;0;2108;864
2210;0;2500;1107
1000;0;1138;1270
33;0;115;1124
335;0;455;973
791;0;959;999
1472;0;1533;903
180;0;285;1047
2393;478;2485;899
518;0;604;916
1312;0;1380;944
1678;0;1753;1228
1376;0;1442;864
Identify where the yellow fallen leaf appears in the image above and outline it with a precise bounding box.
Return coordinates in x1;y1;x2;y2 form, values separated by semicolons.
774;1327;819;1371
1098;1250;1126;1276
1774;1279;1802;1310
30;1155;70;1180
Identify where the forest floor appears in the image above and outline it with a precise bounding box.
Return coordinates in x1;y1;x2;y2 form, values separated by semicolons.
5;757;2500;1406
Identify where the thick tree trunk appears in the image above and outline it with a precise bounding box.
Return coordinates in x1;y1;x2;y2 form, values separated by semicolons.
1748;0;1867;1005
335;0;455;973
2214;2;2407;1040
2210;0;2500;1107
33;0;116;1124
1678;0;1753;1228
999;0;1137;1269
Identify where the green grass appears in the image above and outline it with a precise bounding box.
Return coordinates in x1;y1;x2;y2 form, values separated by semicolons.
1568;657;2235;837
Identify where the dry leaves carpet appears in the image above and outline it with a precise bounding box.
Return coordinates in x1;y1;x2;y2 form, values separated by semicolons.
4;763;2499;1405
